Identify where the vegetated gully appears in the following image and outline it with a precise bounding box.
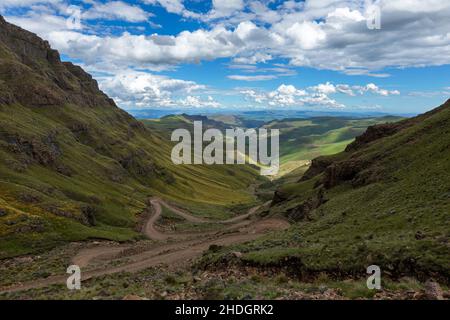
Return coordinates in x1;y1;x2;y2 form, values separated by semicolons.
1;198;290;293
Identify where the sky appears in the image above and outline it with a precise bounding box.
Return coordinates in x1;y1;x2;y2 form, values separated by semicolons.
1;0;449;114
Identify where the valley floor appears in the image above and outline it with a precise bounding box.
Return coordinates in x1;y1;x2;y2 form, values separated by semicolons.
0;198;289;296
0;197;447;300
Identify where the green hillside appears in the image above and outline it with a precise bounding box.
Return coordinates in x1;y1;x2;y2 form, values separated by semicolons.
0;16;260;258
264;116;402;177
142;113;233;138
200;100;450;283
145;113;402;179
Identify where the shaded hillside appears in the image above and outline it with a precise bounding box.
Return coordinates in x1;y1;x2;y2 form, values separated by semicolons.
208;114;266;128
142;114;234;138
200;100;450;282
0;16;260;258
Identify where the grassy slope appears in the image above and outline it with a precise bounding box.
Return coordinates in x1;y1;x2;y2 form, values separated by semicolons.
0;20;260;258
200;101;450;282
264;117;402;177
147;115;401;178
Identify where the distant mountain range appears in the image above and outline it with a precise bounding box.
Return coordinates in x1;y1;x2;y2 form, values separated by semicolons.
128;108;416;121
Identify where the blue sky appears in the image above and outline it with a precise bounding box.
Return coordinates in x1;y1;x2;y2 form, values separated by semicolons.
1;0;449;114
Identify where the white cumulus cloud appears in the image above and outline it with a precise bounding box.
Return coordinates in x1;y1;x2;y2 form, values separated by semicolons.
98;70;209;109
6;0;450;74
83;1;152;22
242;82;400;108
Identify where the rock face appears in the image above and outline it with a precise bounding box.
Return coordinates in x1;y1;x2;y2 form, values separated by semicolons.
7;132;61;166
345;123;402;152
322;159;368;189
300;156;334;182
0;15;115;109
0;16;57;64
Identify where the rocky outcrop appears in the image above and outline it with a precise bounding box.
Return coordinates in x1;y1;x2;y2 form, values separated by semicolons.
0;83;15;105
80;205;97;226
346;99;450;152
62;61;117;108
345;123;402;152
322;159;368;189
424;280;445;300
0;16;58;67
7;132;61;166
0;15;116;109
300;156;334;182
272;189;290;206
286;188;328;221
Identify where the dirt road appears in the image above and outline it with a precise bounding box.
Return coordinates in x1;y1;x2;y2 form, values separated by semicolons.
142;198;208;241
0;198;289;294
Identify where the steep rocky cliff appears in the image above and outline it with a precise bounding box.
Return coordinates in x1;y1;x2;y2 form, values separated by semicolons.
0;16;115;108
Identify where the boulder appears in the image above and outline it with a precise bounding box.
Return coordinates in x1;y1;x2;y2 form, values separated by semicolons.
424;280;444;300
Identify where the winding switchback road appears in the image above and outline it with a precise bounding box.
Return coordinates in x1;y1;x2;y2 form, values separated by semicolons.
0;198;289;294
